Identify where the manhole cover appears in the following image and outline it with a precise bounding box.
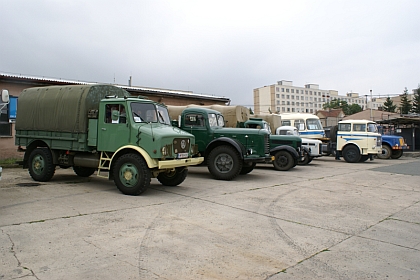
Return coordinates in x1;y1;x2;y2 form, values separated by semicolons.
16;183;41;187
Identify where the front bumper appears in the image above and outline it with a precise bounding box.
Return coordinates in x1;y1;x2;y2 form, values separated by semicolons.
158;157;204;169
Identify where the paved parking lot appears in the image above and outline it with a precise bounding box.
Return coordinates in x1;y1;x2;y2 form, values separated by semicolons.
1;156;419;279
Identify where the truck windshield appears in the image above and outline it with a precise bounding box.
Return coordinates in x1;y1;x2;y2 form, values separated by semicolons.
306;118;322;130
367;123;378;133
131;103;171;125
208;113;225;127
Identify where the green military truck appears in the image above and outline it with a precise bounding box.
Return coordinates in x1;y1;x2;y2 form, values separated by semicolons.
15;85;203;195
170;107;271;180
242;118;301;171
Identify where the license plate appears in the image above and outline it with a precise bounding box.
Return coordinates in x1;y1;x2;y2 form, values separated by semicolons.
177;153;188;159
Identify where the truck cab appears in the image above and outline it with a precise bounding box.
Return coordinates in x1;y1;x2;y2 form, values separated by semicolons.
336;119;382;163
174;108;271;180
275;126;323;164
243;118;301;171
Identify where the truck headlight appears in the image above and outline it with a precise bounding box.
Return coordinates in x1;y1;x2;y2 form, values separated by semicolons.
161;146;168;156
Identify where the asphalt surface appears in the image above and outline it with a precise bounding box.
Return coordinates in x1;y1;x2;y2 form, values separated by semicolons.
1;156;419;279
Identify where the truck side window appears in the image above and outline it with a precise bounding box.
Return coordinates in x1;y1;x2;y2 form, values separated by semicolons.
282;120;291;126
185;114;204;127
338;123;351;132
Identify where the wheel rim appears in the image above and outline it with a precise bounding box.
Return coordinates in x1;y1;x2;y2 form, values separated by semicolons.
346;149;358;161
379;147;391;158
276;155;288;167
32;155;45;176
119;162;139;188
214;153;234;173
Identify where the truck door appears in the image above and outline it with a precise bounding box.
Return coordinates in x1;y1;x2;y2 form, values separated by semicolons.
97;104;130;152
183;113;208;152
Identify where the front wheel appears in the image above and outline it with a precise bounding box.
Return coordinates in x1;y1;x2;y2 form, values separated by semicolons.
377;145;392;159
157;167;188;186
390;149;403;159
342;146;361;163
240;162;256;175
28;148;55;182
207;145;242;180
113;154;151;195
273;150;294;171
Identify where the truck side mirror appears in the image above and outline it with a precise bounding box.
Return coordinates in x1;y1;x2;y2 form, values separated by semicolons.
1;89;9;103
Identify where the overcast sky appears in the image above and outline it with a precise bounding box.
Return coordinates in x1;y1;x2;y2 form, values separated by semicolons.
1;0;419;106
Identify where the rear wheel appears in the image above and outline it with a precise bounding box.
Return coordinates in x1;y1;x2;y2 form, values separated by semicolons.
240;162;256;175
390;149;403;159
113;154;150;195
377;145;392;159
298;150;310;165
273;150;294;171
157;167;188;186
73;166;95;177
342;145;361;163
359;155;369;162
28;148;55;182
207;145;242;180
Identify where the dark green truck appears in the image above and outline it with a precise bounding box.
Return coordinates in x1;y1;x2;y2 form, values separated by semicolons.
242;118;302;171
15;85;203;195
171;107;271;180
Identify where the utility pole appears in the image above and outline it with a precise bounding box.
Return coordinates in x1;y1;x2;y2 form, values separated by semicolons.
370;89;373;120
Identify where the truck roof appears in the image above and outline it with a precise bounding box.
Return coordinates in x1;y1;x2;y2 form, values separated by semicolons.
16;84;129;133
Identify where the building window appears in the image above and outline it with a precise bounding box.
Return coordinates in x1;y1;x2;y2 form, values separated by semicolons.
296;102;299;106
292;108;295;112
291;89;294;93
287;108;290;112
286;95;290;99
277;100;280;105
305;91;308;95
282;107;285;112
276;87;279;92
309;91;312;95
281;94;285;98
281;88;284;92
276;107;280;112
291;95;294;100
282;101;285;105
276;94;279;98
286;88;289;93
292;101;295;106
287;101;290;105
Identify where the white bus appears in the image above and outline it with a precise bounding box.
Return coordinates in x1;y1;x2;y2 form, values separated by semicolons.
279;113;325;139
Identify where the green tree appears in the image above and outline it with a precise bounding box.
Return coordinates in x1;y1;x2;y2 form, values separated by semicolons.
383;97;397;112
249;107;254;115
400;87;412;114
347;103;363;115
411;85;420;114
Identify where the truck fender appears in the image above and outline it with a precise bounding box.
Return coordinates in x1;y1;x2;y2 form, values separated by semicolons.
205;137;244;159
270;145;299;159
341;142;361;154
111;145;158;169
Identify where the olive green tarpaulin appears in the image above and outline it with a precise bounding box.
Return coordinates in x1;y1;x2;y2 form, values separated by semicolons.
15;84;129;133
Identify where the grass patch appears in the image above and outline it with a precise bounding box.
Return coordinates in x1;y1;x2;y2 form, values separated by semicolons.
0;157;22;165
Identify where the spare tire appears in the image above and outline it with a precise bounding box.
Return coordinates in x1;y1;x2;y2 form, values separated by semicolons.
329;125;338;142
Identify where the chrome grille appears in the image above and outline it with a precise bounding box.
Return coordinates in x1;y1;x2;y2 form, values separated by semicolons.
173;138;190;154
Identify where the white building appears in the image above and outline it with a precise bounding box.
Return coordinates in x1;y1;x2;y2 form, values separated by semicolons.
253;80;367;114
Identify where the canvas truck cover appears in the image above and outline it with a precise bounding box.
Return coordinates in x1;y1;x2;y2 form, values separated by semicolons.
15;84;129;133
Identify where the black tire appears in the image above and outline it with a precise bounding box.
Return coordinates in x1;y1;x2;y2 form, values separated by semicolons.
307;157;313;164
272;150;294;171
73;166;96;177
113;154;150;196
390;149;403;159
377;145;392;159
207;145;242;180
157;167;188;186
329;125;338;142
28;148;55;182
359;155;369;162
342;145;361;163
240;162;256;175
298;150;310;165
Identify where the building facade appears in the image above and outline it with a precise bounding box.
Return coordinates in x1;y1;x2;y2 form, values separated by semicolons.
254;80;367;115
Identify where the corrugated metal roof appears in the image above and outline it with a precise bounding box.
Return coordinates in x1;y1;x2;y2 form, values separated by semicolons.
0;72;230;102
